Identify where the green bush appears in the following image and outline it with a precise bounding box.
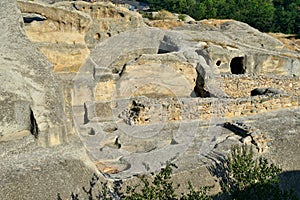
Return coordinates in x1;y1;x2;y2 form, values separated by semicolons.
180;182;213;200
155;10;174;21
139;11;154;20
220;145;298;200
178;14;186;21
125;162;212;200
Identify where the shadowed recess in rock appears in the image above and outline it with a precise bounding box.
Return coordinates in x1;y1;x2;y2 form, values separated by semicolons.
230;56;245;74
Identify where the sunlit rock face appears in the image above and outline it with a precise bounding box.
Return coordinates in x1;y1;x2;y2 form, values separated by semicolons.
17;0;145;72
0;1;299;199
0;0;67;147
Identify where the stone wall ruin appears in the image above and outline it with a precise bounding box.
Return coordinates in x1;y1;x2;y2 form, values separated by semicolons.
70;22;299;176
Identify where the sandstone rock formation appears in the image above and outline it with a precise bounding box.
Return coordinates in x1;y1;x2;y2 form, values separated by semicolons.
17;0;144;72
0;1;107;199
0;0;299;199
72;19;299;180
0;0;68;147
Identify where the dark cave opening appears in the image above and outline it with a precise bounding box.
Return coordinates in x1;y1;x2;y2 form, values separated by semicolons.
30;109;39;138
23;14;46;23
193;71;210;98
230;57;245;74
157;49;172;54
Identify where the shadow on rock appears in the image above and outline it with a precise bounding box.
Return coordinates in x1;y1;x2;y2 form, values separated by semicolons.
279;171;300;198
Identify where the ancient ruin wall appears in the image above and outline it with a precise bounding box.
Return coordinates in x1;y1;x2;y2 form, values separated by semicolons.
216;75;300;98
88;95;299;125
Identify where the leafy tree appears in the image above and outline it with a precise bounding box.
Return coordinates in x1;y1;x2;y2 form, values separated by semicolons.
190;2;207;20
273;0;300;34
139;0;299;34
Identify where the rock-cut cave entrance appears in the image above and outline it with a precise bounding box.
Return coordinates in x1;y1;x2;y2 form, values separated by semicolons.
230;57;245;74
22;13;47;24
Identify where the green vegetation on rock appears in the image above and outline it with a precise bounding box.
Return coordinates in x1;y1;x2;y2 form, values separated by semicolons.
218;145;298;200
60;145;298;200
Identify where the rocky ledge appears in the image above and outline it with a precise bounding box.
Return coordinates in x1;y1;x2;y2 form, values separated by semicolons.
0;0;299;199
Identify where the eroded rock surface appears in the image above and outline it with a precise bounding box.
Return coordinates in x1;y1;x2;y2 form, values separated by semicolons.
0;1;299;199
0;0;67;147
0;1;108;200
72;19;299;181
17;0;145;72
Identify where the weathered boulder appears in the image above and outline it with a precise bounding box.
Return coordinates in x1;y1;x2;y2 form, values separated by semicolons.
116;53;197;98
0;2;106;200
0;135;102;200
17;0;145;72
174;19;300;76
0;0;66;146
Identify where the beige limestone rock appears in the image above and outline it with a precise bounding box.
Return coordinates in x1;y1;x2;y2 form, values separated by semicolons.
0;0;68;146
1;1;299;198
17;0;145;72
116;54;197;98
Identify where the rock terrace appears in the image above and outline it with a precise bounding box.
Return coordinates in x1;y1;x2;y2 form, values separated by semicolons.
0;0;299;199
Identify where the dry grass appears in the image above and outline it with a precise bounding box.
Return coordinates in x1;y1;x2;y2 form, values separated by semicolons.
53;65;81;72
268;32;300;52
199;19;235;28
147;19;184;30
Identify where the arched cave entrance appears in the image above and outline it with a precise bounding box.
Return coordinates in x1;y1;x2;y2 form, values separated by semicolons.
230;57;245;74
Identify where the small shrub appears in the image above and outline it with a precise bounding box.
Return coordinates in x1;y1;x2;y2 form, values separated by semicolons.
139;11;154;20
178;14;186;21
125;162;212;200
59;163;212;200
221;145;298;200
125;162;178;200
180;182;213;200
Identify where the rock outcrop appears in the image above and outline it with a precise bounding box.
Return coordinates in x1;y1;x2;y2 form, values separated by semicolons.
0;1;107;200
72;19;299;180
0;1;299;199
0;0;68;147
17;0;145;72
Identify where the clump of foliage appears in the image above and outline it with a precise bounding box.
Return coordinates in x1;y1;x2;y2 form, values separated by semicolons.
178;14;186;21
139;11;154;20
219;145;298;200
125;162;179;200
139;0;300;34
125;162;212;200
58;163;212;200
180;182;213;200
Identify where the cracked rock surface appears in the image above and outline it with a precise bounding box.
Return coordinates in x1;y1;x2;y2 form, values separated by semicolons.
0;0;299;199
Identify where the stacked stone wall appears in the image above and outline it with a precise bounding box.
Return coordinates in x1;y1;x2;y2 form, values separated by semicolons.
90;95;299;125
216;75;299;98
